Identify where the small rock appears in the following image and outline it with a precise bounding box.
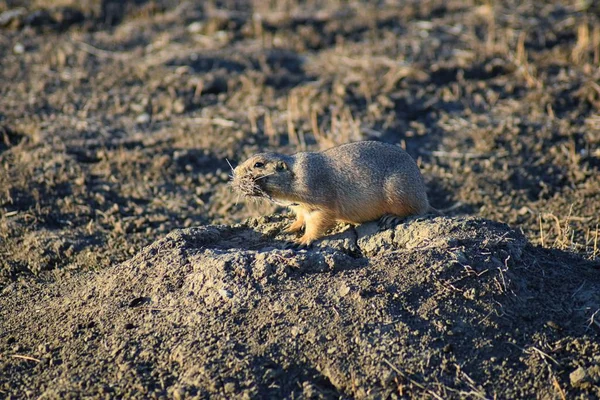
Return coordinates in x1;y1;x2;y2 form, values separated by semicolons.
570;366;588;387
13;43;25;54
218;288;233;299
173;98;186;114
187;21;203;33
215;31;229;41
136;113;151;124
517;206;531;216
338;283;351;297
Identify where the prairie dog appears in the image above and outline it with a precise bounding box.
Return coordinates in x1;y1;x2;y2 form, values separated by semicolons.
232;141;435;245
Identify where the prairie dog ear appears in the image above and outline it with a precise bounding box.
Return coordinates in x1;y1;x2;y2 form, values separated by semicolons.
276;161;288;171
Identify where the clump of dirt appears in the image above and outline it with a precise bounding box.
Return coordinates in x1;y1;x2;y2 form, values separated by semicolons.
1;216;598;398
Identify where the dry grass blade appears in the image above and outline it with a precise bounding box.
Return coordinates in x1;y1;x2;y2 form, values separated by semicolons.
594;225;599;259
552;375;566;400
189;117;237;128
527;346;560;367
232;176;261;197
70;37;129;60
539;213;545;248
383;359;444;400
225;158;235;179
538;209;597;258
229;171;289;206
454;363;489;400
11;354;41;363
588;308;600;331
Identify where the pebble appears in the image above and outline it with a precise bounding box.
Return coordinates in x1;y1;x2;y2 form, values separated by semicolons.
136;113;150;124
187;21;203;33
173;99;186;114
570;366;587;387
338;284;351;297
13;43;25;54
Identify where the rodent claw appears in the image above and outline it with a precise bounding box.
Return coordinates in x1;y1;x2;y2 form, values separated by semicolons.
378;215;402;230
284;241;309;250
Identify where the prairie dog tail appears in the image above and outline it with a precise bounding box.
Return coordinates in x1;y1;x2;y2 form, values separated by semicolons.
427;206;443;216
428;201;465;216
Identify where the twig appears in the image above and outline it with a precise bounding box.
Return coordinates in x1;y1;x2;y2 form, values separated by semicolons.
11;354;41;363
539;214;545;247
552;375;567;400
439;202;463;213
506;342;559;367
594;224;598;259
188;117;238;128
563;216;592;222
588;308;600;331
571;281;586;298
383;359;443;400
225;158;235;176
454;364;488;400
528;346;560;366
71;38;127;60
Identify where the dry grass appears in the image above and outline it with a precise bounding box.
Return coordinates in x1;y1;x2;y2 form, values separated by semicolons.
510;31;542;89
32;0;79;8
571;21;600;66
538;207;598;260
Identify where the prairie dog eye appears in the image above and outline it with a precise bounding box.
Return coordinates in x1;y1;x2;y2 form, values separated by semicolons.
254;162;264;168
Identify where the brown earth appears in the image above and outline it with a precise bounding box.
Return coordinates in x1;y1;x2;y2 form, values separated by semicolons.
1;0;599;398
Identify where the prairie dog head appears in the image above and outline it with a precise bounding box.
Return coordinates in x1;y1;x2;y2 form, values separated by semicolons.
231;153;294;200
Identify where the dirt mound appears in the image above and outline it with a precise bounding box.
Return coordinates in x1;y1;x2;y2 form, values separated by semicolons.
2;216;599;398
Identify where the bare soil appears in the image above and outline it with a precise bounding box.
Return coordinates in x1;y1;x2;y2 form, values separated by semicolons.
1;0;599;398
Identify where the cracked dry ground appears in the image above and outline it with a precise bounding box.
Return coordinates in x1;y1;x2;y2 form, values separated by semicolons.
1;0;600;399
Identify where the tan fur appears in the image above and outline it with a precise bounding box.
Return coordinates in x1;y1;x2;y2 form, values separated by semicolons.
232;141;433;245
